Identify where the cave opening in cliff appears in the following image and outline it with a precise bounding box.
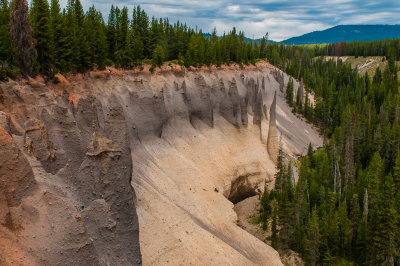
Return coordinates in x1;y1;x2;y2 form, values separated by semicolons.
227;174;260;204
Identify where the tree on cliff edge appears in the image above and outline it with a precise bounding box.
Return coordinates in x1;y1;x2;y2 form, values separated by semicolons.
10;0;36;76
0;0;14;79
0;0;12;63
31;0;52;75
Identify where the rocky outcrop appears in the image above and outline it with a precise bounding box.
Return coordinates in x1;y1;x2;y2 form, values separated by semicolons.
0;82;141;265
267;91;280;163
273;69;285;93
299;78;305;103
0;62;322;266
0;127;36;208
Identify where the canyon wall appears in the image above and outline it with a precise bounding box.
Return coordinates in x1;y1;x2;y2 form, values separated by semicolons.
0;62;321;265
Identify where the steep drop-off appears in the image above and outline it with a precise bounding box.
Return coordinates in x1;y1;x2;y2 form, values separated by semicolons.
0;62;321;265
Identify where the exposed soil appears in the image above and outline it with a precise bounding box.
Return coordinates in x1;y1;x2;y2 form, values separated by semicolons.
0;61;322;265
233;196;270;242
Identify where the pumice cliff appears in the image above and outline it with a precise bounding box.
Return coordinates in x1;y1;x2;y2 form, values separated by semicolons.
0;62;322;265
267;91;280;163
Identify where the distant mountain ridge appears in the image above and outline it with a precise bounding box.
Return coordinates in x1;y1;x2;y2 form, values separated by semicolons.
202;33;276;44
282;25;400;45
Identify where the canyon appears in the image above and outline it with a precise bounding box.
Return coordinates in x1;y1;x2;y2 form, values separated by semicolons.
0;62;322;265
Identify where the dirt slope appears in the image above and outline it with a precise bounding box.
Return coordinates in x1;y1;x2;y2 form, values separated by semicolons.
0;62;321;265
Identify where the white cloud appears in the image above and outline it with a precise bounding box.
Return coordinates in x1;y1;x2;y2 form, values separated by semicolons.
227;5;240;12
29;0;400;41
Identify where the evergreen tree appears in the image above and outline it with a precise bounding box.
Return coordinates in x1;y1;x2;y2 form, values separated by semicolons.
106;5;116;60
355;212;368;265
338;203;352;257
350;194;361;259
31;0;52;74
274;148;286;193
114;6;129;67
73;0;90;71
278;164;294;250
259;36;267;58
151;43;165;70
296;84;303;109
305;207;320;266
49;0;63;71
286;77;294;106
270;198;279;249
130;31;143;64
85;6;107;69
393;152;400;191
369;173;398;264
10;0;36;76
0;0;13;79
260;187;272;230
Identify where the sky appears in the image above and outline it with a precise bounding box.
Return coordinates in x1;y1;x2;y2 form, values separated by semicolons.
57;0;400;41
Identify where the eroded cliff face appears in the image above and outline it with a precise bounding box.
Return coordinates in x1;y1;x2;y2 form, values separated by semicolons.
0;62;321;265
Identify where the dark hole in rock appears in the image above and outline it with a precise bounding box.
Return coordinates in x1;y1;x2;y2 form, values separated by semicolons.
228;174;259;204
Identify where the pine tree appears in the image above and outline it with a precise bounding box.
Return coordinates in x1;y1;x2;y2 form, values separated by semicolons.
49;0;63;71
106;5;116;61
260;187;272;230
367;152;384;210
130;31;143;64
305;206;320;266
151;44;165;68
338;203;352;257
296;84;303;110
270;198;279;249
393;152;400;191
136;6;149;58
278;171;294;250
211;27;218;44
355;212;368;265
307;142;313;157
57;8;73;71
259;36;267;58
85;6;107;69
274;148;286;193
369;173;398;264
350;193;361;259
0;0;13;79
65;0;90;72
114;6;129;68
286;77;294;106
73;0;90;71
10;0;36;76
31;0;52;75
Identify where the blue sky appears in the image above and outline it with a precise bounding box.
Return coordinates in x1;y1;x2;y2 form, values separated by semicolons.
58;0;400;41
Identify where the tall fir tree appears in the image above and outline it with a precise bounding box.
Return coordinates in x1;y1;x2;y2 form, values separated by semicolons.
106;5;116;61
49;0;63;71
10;0;36;76
85;6;107;69
270;198;279;249
274;148;286;193
31;0;52;75
0;0;13;79
73;0;90;71
369;173;398;264
306;206;320;266
286;77;294;106
114;6;129;67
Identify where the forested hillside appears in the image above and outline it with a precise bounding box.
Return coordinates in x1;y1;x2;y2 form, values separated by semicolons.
282;25;400;45
0;0;271;79
259;39;400;265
